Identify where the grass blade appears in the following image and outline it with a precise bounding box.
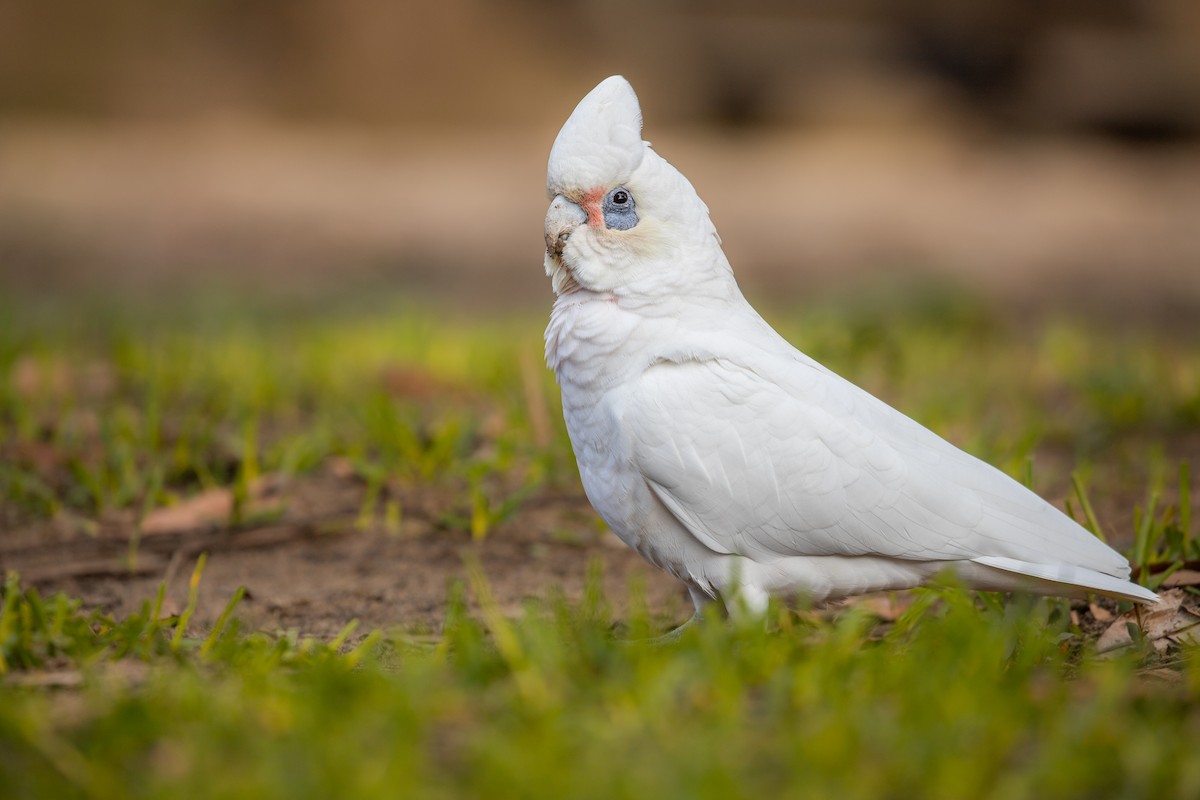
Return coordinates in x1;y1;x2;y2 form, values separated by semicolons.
1071;472;1106;542
199;585;246;658
171;553;207;652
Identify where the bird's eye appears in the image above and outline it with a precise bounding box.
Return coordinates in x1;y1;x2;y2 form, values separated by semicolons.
602;187;638;231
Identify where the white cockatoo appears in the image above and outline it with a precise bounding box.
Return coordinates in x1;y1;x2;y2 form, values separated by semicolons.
542;76;1159;627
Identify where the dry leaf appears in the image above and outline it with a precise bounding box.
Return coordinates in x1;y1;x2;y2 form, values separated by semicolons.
1096;589;1200;654
141;476;283;535
141;488;234;534
1088;602;1114;622
1162;569;1200;589
841;592;914;622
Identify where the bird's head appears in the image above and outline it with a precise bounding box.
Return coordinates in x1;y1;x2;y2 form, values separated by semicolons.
544;76;729;298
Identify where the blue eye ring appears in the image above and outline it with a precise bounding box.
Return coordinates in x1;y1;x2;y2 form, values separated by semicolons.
602;187;638;231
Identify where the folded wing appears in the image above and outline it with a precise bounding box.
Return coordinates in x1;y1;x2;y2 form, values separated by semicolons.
625;354;1152;600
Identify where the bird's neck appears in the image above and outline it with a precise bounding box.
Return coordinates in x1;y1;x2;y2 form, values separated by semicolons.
544;283;752;391
544;290;635;381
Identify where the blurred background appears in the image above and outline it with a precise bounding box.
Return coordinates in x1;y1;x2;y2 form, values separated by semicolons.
2;0;1199;318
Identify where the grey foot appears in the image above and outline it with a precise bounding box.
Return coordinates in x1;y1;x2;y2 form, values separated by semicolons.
622;585;720;645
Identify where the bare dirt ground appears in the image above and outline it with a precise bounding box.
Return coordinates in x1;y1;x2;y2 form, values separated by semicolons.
2;120;1198;637
2;467;690;637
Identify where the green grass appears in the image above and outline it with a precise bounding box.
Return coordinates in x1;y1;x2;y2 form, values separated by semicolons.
0;295;573;535
1;570;1199;799
3;288;1198;534
2;286;1200;798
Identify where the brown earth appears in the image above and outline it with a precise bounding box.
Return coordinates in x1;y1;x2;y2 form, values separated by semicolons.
0;467;691;639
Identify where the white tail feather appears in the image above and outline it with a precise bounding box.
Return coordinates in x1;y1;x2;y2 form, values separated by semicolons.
973;556;1160;604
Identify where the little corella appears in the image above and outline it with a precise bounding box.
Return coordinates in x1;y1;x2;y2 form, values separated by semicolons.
543;76;1158;631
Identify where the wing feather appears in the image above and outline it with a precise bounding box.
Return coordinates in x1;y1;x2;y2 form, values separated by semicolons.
625;355;1133;581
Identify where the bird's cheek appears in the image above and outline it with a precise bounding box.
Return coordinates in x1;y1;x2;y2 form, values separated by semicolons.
574;188;606;228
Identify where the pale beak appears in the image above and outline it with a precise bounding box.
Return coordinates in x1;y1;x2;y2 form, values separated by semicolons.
544;194;587;259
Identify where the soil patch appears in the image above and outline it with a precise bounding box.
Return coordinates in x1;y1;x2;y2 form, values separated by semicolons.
1;469;689;638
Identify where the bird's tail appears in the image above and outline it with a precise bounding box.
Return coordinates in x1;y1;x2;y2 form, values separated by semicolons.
971;555;1160;604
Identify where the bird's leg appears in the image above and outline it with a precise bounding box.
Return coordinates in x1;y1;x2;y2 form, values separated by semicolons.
628;586;721;645
685;585;725;626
